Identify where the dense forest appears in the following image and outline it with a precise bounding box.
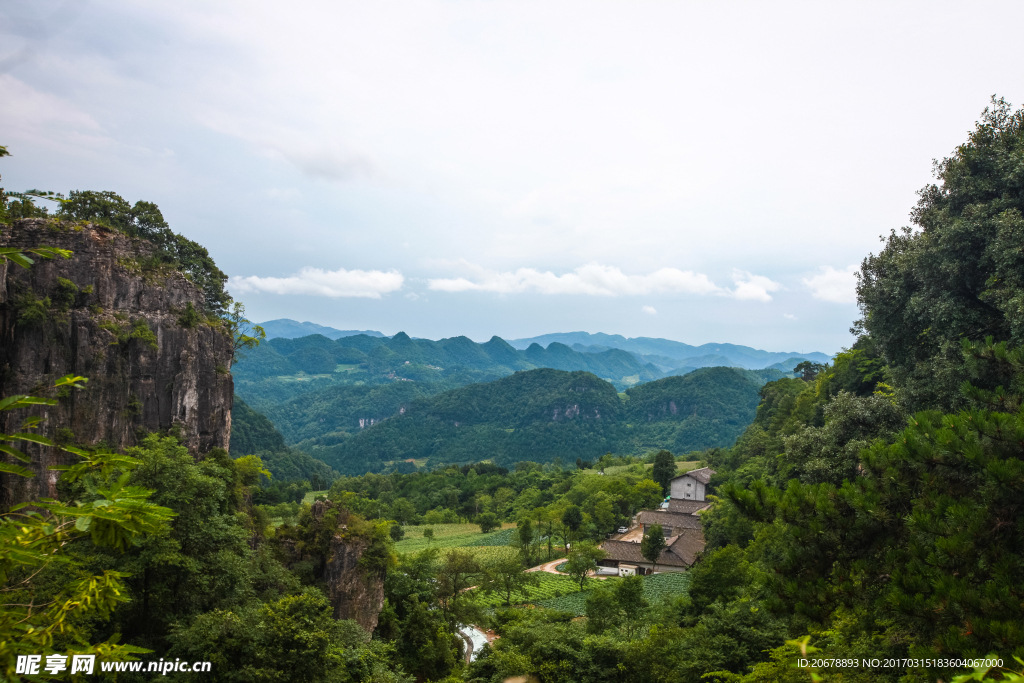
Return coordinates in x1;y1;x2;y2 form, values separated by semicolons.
232;328;786;475
2;98;1024;683
249;365;776;475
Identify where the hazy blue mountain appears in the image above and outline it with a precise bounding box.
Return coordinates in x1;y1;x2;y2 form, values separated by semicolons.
764;356;809;372
670;354;738;368
510;331;831;368
258;318;385;340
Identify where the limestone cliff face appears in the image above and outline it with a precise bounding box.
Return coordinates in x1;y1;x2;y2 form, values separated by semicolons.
310;500;386;632
0;219;233;508
325;533;386;632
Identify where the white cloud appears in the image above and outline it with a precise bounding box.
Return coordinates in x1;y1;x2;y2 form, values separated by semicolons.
428;263;722;296
642;305;657;315
230;267;404;298
730;270;782;302
784;313;797;320
802;265;859;304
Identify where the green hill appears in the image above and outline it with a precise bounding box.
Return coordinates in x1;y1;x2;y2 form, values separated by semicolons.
314;366;765;474
230;395;337;483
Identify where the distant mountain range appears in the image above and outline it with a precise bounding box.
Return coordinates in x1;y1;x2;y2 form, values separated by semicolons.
256;320;831;371
258;319;385;340
510;331;831;369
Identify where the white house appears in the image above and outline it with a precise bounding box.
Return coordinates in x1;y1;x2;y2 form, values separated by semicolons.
669;467;715;501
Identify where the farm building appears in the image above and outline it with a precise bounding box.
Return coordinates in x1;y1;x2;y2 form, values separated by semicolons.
669;466;715;501
598;531;704;575
666;498;711;514
636;510;702;537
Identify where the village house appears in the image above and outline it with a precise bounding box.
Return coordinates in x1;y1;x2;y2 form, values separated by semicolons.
598;466;716;575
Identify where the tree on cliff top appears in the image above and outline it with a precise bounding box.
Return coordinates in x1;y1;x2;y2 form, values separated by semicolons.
48;190;233;315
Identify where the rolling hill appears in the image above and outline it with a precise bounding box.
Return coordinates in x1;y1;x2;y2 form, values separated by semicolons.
303;366;775;475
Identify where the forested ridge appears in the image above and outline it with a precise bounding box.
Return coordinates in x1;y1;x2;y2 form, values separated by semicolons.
284;366;772;475
3;99;1024;683
232;326;786;474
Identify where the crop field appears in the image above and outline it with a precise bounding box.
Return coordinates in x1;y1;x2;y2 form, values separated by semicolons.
598;458;700;475
469;572;584;609
465;528;515;546
301;490;328;504
393;523;516;554
535;571;690;615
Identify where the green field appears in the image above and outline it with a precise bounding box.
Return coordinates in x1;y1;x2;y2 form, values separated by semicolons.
470;571;584;608
535;571;691;615
301;490;328;504
588;460;699;477
393;522;517;554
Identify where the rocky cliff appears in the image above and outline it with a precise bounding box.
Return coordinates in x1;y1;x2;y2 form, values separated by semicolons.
325;533;387;631
309;500;387;632
0;218;234;508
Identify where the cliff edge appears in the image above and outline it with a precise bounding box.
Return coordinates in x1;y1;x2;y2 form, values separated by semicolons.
0;218;233;508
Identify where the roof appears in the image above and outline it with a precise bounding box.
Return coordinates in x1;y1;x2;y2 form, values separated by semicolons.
667;529;705;566
667;499;712;515
636;510;703;530
670;466;716;484
599;528;704;568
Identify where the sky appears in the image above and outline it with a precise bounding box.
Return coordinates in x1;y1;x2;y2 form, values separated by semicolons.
3;1;1023;354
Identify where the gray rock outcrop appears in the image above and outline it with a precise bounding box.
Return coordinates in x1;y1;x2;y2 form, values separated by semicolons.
0;219;233;508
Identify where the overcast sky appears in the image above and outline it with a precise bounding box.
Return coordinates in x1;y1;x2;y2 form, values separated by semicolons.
3;1;1023;354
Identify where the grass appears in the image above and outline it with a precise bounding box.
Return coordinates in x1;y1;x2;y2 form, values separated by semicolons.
383;457;428;468
333;364;362;373
302;490;328;504
274;373;335;383
589;461;699;477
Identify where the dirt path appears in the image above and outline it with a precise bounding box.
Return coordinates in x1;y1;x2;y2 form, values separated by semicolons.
527;558;614;580
528;558;566;574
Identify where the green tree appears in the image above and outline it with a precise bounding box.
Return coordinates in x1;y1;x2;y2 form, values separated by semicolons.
169;589;411;683
565;542;604;590
423;527;434;544
632;478;664;512
514;517;535;564
651;449;676;496
614;574;649;639
640;524;667;573
792;360;825;381
480;551;540;606
561;504;583;542
477;511;499;534
855;97;1024;410
0;378;175;677
436;549;483;631
54;190;232;315
686;544;750;614
225;301;266;362
584;584;618;633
